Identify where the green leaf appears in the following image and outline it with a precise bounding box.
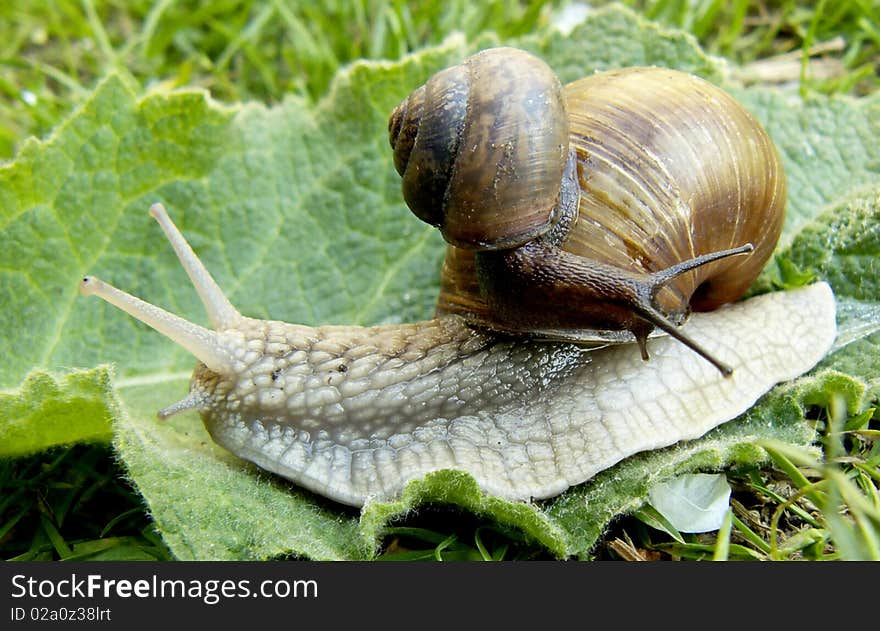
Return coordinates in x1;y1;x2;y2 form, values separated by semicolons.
732;91;880;249
0;367;114;457
777;190;880;302
775;190;880;399
360;470;569;558
2;5;879;559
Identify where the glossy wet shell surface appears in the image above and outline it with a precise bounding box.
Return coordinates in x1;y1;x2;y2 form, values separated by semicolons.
436;67;786;324
562;67;786;312
389;47;570;250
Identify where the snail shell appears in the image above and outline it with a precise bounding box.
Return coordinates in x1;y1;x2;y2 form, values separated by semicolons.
388;48;570;250
559;67;785;312
390;49;786;370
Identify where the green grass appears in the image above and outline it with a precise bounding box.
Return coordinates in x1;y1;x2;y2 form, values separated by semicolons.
0;0;554;159
598;397;880;561
1;445;172;561
1;0;878;561
609;0;880;96
2;1;878;159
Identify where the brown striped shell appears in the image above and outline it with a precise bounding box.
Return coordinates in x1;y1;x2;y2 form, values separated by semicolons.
427;61;786;342
388;47;570;250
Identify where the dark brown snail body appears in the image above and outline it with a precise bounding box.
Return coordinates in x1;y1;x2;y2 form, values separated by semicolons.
389;48;786;374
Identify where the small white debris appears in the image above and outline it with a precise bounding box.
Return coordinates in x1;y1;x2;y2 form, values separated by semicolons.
647;473;732;533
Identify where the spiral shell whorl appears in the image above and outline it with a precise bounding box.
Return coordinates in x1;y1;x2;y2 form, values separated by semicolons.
389;64;469;229
388;85;424;177
389;47;571;250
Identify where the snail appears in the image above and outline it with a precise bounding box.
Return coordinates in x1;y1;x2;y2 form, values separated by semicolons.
78;48;836;508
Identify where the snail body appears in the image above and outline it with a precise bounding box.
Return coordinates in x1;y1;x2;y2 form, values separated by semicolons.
79;205;835;506
78;49;835;508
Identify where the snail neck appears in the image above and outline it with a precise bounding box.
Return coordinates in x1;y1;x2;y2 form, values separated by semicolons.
474;239;753;375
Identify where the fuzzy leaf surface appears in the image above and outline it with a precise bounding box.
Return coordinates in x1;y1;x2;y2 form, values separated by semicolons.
2;6;878;559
